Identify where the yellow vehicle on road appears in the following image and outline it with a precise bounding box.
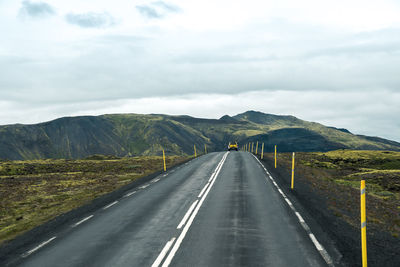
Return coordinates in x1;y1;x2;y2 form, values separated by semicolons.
228;142;238;151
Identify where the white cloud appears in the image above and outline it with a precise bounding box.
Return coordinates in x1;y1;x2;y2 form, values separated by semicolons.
0;0;399;142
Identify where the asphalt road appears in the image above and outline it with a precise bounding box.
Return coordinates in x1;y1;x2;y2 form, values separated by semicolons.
10;151;331;267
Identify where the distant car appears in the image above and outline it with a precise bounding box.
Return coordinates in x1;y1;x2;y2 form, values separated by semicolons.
228;142;238;151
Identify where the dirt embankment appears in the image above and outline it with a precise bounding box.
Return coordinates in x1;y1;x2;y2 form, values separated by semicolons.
261;151;400;267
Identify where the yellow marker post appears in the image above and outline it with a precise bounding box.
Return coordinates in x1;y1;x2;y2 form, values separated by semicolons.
361;180;367;267
274;145;277;168
251;142;254;153
261;143;264;159
255;141;258;155
291;152;295;189
204;144;207;154
248;143;250;152
162;149;166;172
194;144;197;158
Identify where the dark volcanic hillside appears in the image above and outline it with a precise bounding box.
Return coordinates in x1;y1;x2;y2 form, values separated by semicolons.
0;111;399;160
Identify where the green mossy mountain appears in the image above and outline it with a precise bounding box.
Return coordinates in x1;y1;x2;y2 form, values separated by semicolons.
0;111;399;160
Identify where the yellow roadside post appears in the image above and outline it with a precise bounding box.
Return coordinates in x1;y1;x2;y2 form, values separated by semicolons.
291;152;295;189
248;143;250;152
261;143;264;159
204;144;207;154
255;141;258;155
361;180;367;267
162;149;166;172
274;145;277;168
251;142;254;153
194;144;197;158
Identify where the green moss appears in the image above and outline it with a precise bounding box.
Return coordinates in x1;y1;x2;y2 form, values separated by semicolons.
0;155;189;244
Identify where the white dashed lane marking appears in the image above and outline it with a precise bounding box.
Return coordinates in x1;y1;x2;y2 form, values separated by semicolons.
103;201;118;210
22;237;57;258
72;215;94;228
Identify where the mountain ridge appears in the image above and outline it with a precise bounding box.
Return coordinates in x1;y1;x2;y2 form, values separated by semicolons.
0;111;399;160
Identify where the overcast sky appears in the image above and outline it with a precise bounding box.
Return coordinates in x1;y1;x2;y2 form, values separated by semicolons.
1;0;399;141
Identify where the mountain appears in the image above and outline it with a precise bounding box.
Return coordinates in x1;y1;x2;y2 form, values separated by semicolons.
0;111;399;160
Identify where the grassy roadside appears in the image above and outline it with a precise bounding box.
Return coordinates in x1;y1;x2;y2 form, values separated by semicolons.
265;150;400;237
0;155;190;245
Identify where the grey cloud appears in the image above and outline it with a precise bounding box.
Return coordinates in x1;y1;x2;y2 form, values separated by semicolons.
152;1;181;13
19;0;55;18
136;1;181;19
65;12;116;28
136;5;163;19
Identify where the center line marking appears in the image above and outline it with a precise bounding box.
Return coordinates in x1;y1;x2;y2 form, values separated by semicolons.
103;201;118;210
22;236;57;257
197;183;209;198
151;237;176;267
177;200;199;229
162;152;228;267
72;215;94;227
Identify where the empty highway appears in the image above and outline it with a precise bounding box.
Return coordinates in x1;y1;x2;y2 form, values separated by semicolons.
7;151;333;267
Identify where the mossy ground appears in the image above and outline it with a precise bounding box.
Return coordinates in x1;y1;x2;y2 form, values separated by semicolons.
0;155;190;244
265;150;400;237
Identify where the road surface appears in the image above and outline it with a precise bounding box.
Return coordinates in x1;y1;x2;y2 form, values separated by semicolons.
8;151;332;266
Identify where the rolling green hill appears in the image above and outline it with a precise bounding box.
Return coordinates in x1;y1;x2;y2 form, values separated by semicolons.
0;111;399;160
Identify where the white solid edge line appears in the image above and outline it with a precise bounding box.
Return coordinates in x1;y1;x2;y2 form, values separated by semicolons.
295;212;305;223
124;191;137;197
103;201;118;210
309;233;324;251
251;154;333;265
22;236;57;257
72;215;94;227
162;153;228;267
284;198;293;206
151;237;176;267
177;200;199;229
